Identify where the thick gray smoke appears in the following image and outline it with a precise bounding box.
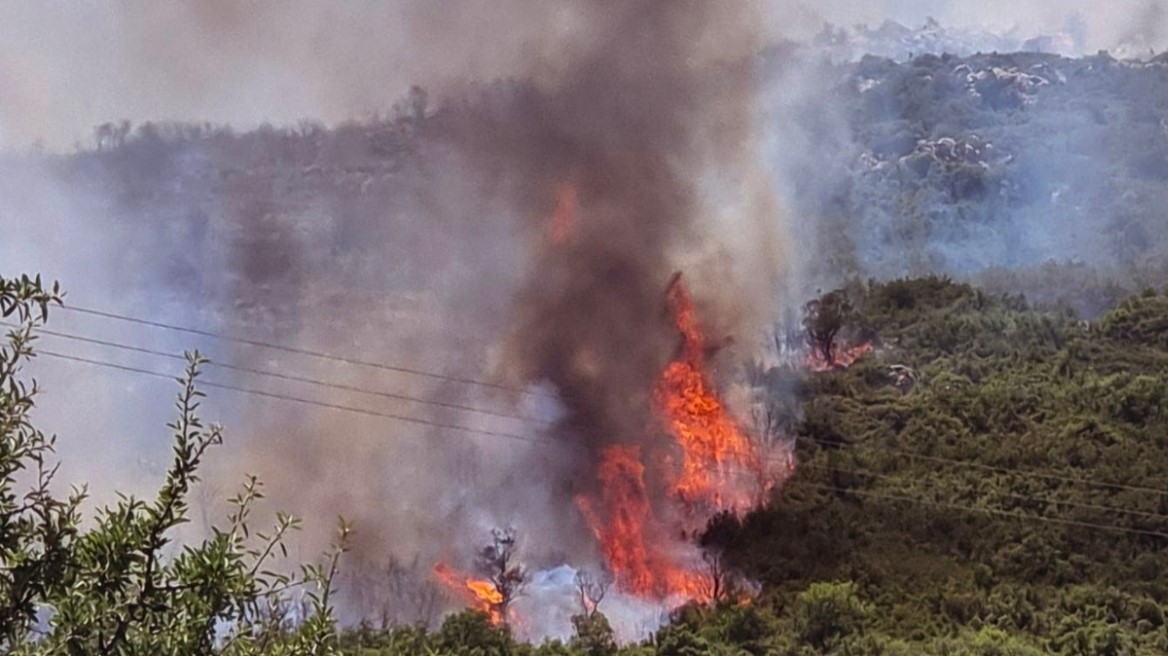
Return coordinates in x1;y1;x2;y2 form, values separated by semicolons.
3;0;784;638
211;0;787;622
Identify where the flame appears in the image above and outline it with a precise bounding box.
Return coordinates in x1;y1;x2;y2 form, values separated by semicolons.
805;340;872;372
574;274;778;603
574;446;713;601
548;182;578;245
576;446;656;595
433;563;505;625
655;275;760;510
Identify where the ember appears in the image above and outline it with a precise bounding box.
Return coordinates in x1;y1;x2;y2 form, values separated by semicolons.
805;341;872;372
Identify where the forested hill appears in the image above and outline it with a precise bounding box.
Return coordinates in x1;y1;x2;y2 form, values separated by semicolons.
714;277;1168;654
336;277;1168;654
14;50;1168;327
4;44;1168;655
767;49;1168;314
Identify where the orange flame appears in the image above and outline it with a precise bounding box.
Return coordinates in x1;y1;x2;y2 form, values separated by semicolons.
576;446;655;595
575;446;714;601
548;182;579;245
655;275;760;511
805;341;872;372
574;274;777;603
433;563;505;625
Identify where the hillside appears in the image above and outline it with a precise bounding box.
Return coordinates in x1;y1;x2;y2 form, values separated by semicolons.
4;43;1168;655
12;49;1168;325
766;49;1168;314
327;278;1168;654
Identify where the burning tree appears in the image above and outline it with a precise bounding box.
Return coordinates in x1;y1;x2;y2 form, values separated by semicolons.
574;567;614;617
803;290;853;367
695;510;754;604
573;274;782;602
475;527;528;624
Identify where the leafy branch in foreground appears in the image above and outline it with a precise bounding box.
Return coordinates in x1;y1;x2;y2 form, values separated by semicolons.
0;273;347;655
0;274;72;647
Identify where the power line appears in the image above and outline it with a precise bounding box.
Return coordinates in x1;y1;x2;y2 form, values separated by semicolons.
702;445;1168;526
27;319;1168;530
794;434;1168;497
18;323;549;427
55;306;1168;497
796;458;1168;522
801;481;1168;541
29;349;1168;541
38;350;553;448
57;304;553;400
31;314;1168;501
33;319;1168;502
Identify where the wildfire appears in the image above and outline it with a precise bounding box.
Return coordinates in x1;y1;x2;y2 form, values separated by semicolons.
805;341;872;372
433;563;505;625
575;446;656;596
574;274;773;602
547;182;579;245
655;274;760;511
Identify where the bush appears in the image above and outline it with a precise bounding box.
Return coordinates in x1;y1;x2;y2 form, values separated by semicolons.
793;582;873;650
570;611;618;656
432;610;513;656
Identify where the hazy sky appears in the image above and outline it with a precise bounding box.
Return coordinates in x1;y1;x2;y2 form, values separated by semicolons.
0;0;1164;149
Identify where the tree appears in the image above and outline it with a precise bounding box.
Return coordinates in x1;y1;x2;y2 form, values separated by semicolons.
793;581;873;651
697;511;745;604
0;274;349;654
0;274;73;647
655;625;717;656
569;610;617;656
432;609;513;656
476;527;528;625
803;290;853;366
574;567;613;617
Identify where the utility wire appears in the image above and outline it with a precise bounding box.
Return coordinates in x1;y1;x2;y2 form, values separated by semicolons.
38;350;551;448
29;317;1168;499
16;323;549;427
23;316;1168;528
801;481;1168;540
27;315;1168;497
794;434;1168;497
57;304;552;399
30;348;1168;541
796;458;1168;522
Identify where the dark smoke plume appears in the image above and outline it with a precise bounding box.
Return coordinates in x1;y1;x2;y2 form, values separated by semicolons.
454;1;780;513
4;0;784;637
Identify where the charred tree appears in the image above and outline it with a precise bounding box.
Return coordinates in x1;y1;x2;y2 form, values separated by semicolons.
574;567;614;617
803;290;853;367
476;528;528;624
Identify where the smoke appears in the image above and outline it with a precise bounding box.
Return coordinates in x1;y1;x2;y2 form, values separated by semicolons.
3;2;1166;150
3;0;1168;642
481;0;778;495
1;0;787;639
209;0;788;625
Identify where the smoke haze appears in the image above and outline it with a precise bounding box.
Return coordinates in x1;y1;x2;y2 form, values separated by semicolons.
3;0;1168;640
2;2;1166;149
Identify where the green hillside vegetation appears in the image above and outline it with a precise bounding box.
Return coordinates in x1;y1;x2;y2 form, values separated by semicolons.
716;277;1168;654
336;277;1168;655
